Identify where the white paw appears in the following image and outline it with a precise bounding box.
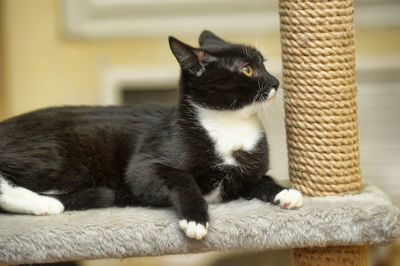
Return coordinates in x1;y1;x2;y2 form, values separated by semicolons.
179;219;209;240
274;189;303;209
32;196;65;216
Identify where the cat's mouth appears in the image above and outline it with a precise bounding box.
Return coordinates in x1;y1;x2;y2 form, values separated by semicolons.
256;88;277;104
234;88;277;118
266;88;276;101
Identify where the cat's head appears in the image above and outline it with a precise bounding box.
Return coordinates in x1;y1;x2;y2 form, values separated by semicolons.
169;30;279;114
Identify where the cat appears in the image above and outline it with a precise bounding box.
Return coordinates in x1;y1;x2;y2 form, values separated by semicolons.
0;30;302;240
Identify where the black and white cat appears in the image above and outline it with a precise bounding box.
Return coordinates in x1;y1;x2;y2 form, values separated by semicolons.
0;31;302;240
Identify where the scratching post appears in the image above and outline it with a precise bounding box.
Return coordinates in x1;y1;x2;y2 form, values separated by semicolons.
278;0;368;265
279;0;362;196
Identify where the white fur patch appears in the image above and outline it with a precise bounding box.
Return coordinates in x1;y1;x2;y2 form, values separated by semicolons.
0;176;64;215
267;88;276;100
194;102;264;166
203;182;223;204
274;189;303;209
179;219;209;240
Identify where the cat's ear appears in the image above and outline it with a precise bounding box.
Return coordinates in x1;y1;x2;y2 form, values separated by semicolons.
169;36;215;76
199;30;228;47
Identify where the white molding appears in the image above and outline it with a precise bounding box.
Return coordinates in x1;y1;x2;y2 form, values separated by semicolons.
354;4;400;30
100;67;179;105
63;0;279;39
63;0;400;39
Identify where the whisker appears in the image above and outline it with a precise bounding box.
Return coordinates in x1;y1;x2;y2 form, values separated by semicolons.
253;29;261;49
261;95;269;119
256;80;262;101
228;98;237;110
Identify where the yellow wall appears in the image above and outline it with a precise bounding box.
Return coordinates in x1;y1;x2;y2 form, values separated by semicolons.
1;0;173;118
0;1;7;120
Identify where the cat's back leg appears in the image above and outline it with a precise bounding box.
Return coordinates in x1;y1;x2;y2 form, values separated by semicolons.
0;175;64;215
55;187;116;210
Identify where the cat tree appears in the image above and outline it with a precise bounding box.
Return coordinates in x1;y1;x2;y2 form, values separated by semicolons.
0;0;398;265
279;0;369;264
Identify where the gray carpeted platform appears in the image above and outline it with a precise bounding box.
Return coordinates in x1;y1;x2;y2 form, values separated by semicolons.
0;184;399;264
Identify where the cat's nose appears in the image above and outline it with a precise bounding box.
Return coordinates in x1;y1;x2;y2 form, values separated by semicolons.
265;74;279;90
269;76;279;90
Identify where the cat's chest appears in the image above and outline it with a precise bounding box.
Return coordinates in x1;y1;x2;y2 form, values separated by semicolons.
197;109;263;166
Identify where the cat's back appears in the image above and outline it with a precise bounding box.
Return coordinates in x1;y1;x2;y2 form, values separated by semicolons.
0;104;175;151
0;104;173;132
0;104;175;184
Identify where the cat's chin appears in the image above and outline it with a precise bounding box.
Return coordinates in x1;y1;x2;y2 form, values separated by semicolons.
191;99;273;119
241;92;277;117
239;102;265;118
259;88;277;104
190;86;278;119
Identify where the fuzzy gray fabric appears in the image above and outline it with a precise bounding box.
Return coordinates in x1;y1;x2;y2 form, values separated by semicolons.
0;184;398;264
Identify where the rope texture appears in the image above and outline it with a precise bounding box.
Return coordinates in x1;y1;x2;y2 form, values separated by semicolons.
292;245;369;266
279;0;362;196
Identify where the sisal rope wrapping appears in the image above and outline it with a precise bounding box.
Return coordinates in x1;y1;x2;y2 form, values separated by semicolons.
292;245;369;266
279;0;362;196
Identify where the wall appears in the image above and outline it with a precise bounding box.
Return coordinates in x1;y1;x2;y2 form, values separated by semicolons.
1;0;166;117
0;1;7;120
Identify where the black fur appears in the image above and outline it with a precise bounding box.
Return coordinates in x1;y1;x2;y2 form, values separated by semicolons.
0;31;285;226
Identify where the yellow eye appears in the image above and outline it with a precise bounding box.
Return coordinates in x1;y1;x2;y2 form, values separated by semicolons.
242;64;253;77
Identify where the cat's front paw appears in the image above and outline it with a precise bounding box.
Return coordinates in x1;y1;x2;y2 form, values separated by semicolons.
274;189;303;209
179;219;209;240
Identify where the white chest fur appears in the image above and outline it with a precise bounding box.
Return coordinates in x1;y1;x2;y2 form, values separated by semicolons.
195;103;264;166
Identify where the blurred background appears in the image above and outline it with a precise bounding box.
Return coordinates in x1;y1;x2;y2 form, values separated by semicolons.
0;0;399;265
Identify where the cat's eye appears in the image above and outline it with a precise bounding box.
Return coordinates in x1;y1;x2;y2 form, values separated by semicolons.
242;64;253;77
